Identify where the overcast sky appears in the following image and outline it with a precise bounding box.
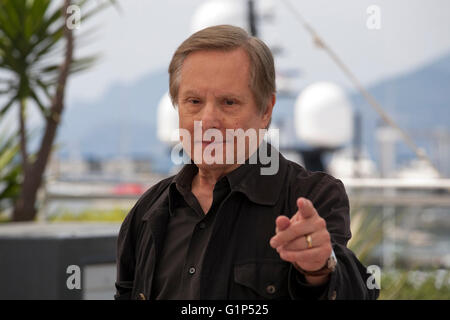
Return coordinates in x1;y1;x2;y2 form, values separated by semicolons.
65;0;450;105
1;0;450;131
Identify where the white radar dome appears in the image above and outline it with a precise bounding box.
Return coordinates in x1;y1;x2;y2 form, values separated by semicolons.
294;82;353;148
157;92;179;145
190;0;248;34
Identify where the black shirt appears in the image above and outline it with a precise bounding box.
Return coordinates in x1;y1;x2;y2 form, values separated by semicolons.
152;162;329;299
153;164;231;299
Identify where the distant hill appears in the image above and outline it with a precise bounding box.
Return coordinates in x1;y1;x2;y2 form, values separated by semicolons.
58;70;170;172
350;51;450;165
56;51;450;173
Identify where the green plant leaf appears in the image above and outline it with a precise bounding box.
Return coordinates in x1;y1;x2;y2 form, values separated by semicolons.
0;95;17;118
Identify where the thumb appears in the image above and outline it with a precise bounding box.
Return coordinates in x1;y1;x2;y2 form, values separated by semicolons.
275;215;290;234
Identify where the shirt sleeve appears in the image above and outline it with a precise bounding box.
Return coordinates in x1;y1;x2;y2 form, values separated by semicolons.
288;265;331;300
114;177;173;300
114;202;138;300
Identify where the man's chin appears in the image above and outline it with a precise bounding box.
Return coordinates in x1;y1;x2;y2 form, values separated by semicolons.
194;159;242;172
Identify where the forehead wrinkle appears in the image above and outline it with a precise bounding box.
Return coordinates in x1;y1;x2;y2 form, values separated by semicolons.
180;49;251;79
178;49;253;103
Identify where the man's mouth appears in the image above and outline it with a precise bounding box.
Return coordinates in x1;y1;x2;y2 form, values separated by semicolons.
195;139;225;146
200;140;222;147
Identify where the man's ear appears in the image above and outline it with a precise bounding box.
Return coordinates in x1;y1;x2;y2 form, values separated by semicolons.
262;94;276;127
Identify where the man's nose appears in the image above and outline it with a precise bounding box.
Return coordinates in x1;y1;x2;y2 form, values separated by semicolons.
200;100;221;129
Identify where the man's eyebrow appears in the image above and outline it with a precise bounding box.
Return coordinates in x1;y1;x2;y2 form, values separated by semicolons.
216;92;244;100
180;90;245;100
180;90;200;97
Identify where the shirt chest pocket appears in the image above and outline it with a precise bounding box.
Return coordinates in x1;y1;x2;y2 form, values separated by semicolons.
232;260;290;300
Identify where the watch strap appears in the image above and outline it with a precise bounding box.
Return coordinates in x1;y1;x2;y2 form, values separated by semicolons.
294;249;337;277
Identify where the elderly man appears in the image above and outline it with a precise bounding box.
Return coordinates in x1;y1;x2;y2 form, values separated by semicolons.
115;25;379;300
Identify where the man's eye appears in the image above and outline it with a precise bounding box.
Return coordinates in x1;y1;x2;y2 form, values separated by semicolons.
189;99;200;104
224;99;235;106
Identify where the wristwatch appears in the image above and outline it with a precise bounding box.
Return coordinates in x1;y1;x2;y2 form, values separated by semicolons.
294;249;337;277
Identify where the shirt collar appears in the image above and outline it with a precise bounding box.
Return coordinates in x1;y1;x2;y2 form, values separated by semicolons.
168;163;196;216
168;143;287;210
227;143;287;206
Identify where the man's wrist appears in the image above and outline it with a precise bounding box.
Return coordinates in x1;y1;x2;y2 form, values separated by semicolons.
293;248;337;281
293;261;332;285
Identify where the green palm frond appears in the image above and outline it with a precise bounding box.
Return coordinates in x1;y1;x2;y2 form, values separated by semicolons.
0;0;116;118
348;205;384;265
0;129;22;213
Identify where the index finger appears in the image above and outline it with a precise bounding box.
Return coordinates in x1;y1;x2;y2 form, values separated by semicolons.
297;197;317;220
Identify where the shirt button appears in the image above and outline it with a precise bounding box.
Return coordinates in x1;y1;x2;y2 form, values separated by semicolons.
188;267;196;275
266;284;276;294
199;222;206;229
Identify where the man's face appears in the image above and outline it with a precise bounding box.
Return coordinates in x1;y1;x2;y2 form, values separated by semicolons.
177;47;274;170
